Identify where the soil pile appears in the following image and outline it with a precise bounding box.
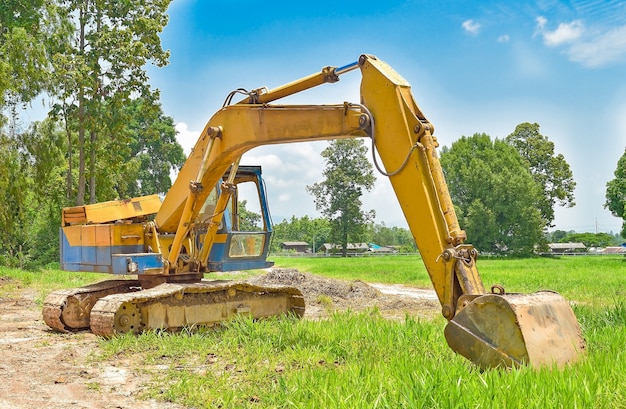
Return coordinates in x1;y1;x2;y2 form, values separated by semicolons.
246;268;440;320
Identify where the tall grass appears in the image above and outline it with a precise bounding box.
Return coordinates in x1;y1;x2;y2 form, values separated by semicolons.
100;304;625;408
100;256;625;408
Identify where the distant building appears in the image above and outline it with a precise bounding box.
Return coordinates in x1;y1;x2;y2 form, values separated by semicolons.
368;243;398;254
599;246;626;255
547;242;587;253
321;242;370;255
279;241;310;253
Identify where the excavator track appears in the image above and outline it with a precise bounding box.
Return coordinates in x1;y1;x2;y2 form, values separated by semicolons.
90;280;305;337
43;280;141;332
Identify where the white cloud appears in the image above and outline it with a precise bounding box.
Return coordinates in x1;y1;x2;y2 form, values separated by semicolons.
498;34;510;43
541;20;585;46
242;152;283;169
462;20;481;35
174;122;200;155
535;16;547;33
534;16;626;67
566;25;626;67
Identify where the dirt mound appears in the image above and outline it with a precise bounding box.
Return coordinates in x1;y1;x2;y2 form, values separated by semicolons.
249;268;380;298
247;268;440;320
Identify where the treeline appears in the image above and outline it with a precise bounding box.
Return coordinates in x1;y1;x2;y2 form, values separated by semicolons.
269;216;417;254
546;231;621;248
0;0;183;268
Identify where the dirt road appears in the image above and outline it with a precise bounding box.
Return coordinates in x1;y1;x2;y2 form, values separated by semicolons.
0;270;439;409
0;285;185;409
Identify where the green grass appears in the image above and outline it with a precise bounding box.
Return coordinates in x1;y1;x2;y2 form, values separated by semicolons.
272;255;626;306
0;265;103;305
272;254;431;286
101;255;624;409
99;305;626;408
2;256;625;408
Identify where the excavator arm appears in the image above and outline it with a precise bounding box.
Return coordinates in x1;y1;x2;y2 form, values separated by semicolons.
154;54;584;368
49;54;585;369
157;55;486;311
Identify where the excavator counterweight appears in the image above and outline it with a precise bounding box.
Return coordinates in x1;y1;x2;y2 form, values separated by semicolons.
44;54;585;370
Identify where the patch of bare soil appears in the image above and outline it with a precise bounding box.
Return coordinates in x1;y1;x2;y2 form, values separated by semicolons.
0;269;439;409
0;287;184;409
246;268;440;320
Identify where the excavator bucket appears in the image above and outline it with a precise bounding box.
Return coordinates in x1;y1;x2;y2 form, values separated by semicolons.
444;291;585;370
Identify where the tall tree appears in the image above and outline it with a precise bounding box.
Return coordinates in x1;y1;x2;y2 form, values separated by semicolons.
108;98;185;199
0;0;50;124
49;0;171;205
306;139;375;257
505;122;576;228
605;148;626;236
440;133;544;256
0;132;32;265
20;118;68;265
0;0;70;266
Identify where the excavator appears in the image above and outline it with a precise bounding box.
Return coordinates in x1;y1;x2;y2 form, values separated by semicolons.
43;54;585;370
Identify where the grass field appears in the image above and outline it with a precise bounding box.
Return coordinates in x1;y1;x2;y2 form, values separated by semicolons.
2;256;625;408
271;254;625;306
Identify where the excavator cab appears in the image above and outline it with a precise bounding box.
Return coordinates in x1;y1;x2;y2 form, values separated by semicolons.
59;166;273;276
203;166;274;272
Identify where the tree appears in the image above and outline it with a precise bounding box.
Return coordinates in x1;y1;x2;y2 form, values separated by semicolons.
49;0;171;205
547;229;572;243
368;223;416;252
605;148;626;237
21;118;69;266
306;139;375;257
0;132;32;266
271;216;331;253
559;232;616;248
0;0;64;266
0;1;177;267
505;122;576;228
238;200;262;231
109;99;185;199
0;0;52;125
440;133;544;256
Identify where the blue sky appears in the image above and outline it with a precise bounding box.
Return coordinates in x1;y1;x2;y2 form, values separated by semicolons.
147;0;626;234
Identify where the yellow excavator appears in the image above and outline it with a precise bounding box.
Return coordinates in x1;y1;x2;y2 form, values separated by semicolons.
44;54;585;370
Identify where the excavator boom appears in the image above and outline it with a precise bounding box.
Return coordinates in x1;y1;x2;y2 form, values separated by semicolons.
45;54;585;369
